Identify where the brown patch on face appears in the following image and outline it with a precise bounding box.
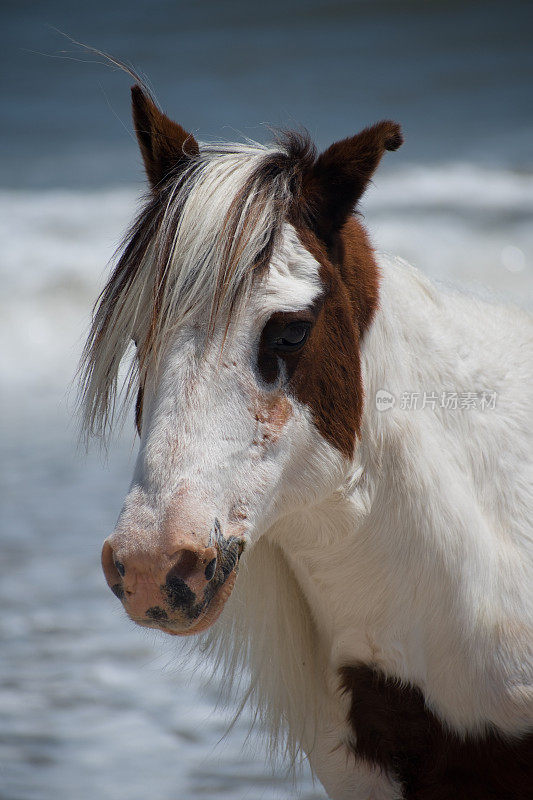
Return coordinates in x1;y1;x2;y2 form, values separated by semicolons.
340;664;533;799
257;219;378;459
333;217;381;334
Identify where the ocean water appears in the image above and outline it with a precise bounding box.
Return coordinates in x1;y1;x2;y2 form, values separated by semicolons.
1;2;532;799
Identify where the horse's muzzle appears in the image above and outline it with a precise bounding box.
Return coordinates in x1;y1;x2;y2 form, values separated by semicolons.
101;519;244;635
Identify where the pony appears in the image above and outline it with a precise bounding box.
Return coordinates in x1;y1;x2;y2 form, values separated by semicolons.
80;84;533;799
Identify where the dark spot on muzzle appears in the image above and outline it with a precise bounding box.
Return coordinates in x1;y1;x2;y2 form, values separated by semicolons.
145;606;168;621
163;575;197;613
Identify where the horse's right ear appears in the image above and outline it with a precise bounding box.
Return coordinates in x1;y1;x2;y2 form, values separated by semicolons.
301;120;403;245
131;85;199;188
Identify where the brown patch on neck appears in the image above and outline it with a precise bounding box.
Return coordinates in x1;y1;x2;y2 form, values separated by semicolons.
257;216;378;459
340;664;533;799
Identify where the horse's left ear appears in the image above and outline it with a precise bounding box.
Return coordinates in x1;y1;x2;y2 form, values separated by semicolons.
131;85;199;189
303;121;403;244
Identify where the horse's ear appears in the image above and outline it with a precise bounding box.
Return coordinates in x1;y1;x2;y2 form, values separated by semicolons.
303;121;402;243
131;85;199;188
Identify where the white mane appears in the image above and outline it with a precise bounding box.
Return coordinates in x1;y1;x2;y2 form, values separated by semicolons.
195;536;328;769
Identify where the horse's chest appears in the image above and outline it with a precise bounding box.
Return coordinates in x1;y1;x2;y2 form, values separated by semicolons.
340;664;533;800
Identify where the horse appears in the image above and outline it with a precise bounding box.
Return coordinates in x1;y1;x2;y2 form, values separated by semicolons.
80;83;533;799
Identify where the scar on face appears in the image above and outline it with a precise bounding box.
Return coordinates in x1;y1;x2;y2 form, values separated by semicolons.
249;390;293;445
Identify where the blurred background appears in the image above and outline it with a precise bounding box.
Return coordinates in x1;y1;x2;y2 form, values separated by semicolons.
1;1;532;798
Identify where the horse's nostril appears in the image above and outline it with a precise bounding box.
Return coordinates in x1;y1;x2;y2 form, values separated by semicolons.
167;547;200;583
114;559;125;577
111;583;125;600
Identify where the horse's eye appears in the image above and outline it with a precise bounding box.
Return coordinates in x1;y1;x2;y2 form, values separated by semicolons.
272;321;311;352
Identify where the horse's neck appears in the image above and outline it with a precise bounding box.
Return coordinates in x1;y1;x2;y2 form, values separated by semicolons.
273;256;532;736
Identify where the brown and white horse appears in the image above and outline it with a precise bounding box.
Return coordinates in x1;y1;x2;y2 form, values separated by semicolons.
81;85;533;799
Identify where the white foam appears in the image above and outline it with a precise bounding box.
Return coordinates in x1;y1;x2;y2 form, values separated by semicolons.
363;162;533;307
365;162;533;211
0;188;137;404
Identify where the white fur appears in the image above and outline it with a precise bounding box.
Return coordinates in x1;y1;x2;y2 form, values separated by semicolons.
260;224;323;316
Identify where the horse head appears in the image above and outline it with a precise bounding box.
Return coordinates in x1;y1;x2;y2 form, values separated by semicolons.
83;85;402;636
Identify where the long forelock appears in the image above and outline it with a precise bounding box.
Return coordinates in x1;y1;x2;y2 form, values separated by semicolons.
79;131;316;440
